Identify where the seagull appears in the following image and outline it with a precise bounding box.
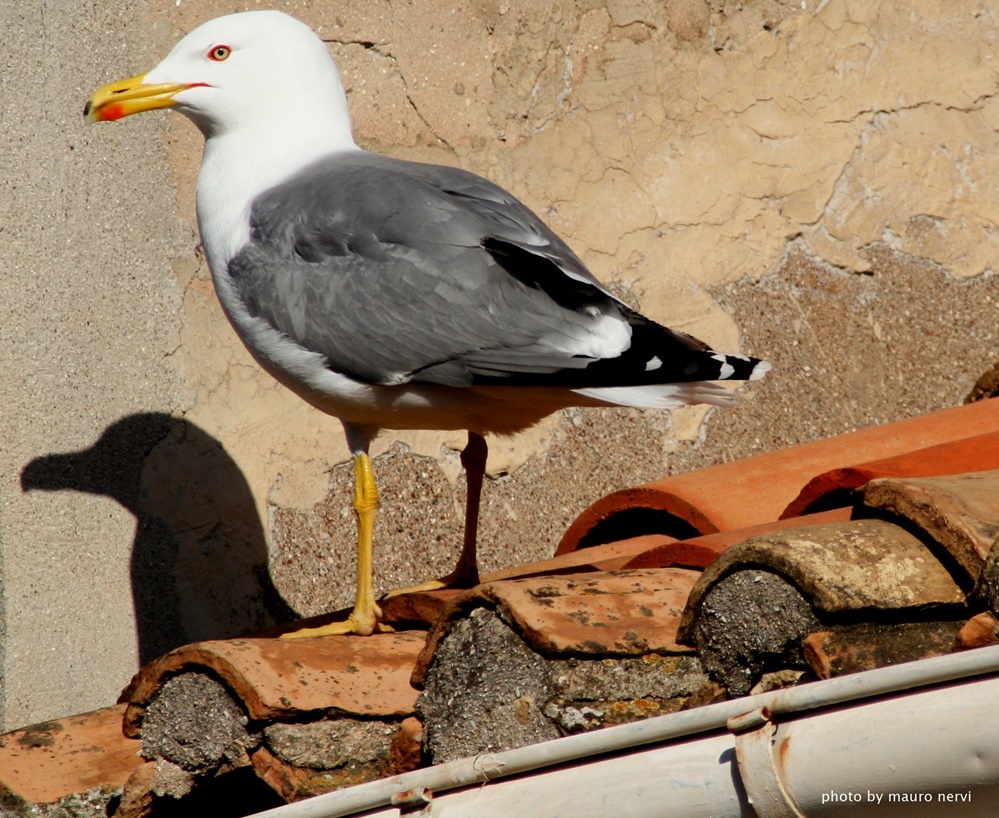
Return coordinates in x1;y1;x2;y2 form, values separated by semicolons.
85;11;769;637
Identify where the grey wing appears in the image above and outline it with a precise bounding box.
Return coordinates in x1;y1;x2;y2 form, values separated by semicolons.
226;152;631;388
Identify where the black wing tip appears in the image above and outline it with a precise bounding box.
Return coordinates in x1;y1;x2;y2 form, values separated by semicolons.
709;353;771;382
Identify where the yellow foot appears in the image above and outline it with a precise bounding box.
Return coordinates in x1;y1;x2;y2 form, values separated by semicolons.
279;611;394;639
383;569;480;599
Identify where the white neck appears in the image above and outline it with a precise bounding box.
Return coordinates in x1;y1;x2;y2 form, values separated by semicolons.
195;117;358;276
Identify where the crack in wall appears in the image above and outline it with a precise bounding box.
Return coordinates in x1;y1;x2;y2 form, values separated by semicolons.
323;32;455;149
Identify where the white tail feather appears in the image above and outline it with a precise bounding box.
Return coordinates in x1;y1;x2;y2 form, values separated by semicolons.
572;381;737;410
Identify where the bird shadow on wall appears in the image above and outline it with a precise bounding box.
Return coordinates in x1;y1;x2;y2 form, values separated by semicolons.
20;413;296;666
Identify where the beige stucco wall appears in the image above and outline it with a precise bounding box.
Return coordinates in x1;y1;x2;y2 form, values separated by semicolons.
4;0;999;729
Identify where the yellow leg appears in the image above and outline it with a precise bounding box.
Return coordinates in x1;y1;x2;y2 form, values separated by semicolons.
281;451;391;638
384;431;486;597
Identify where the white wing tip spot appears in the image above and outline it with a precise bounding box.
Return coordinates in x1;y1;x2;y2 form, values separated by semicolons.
750;360;772;381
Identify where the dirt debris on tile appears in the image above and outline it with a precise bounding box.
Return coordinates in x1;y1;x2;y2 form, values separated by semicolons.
248;717;423;802
418;607;561;764
264;719;395;771
686;569;821;697
141;673;257;778
252;716;422;801
749;669;809;695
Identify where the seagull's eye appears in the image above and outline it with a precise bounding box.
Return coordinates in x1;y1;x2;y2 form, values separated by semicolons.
208;45;231;61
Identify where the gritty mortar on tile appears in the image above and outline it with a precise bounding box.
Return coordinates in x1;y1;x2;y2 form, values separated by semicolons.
141;673;258;788
692;570;820;696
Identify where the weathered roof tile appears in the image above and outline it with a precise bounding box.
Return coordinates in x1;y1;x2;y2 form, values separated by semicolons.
621;508;852;570
476;569;700;657
803;621;963;679
860;468;999;581
0;704;143;808
121;633;426;737
378;535;679;628
678;518;966;646
413;569;700;688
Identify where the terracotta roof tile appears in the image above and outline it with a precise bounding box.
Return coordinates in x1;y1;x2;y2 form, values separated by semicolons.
0;704;143;808
465;569;699;656
783;431;999;518
485;534;679;577
558;398;999;552
251;746;318;803
803;621;963;679
113;762;156;818
859;469;999;582
379;588;465;629
377;535;679;628
412;568;700;687
678;518;966;642
674;517;969;694
415;600;716;764
121;632;425;737
621;508;852;570
380;514;854;632
112;634;427;806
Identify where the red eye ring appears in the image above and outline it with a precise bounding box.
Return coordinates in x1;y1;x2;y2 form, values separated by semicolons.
208;45;231;61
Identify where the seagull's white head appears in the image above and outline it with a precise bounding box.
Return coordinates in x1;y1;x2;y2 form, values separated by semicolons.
86;11;359;274
85;10;355;146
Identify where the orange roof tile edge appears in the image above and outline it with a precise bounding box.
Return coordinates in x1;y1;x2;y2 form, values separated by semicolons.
557;398;999;554
621;508;852;570
781;431;999;518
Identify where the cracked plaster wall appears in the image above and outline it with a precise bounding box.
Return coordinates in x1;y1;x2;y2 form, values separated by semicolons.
6;0;999;727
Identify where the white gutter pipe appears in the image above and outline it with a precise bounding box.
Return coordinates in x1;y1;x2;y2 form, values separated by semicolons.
249;645;999;818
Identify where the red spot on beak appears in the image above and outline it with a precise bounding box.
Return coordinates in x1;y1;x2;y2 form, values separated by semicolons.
99;104;127;122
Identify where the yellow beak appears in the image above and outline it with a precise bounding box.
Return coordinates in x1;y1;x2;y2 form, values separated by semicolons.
84;72;193;122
